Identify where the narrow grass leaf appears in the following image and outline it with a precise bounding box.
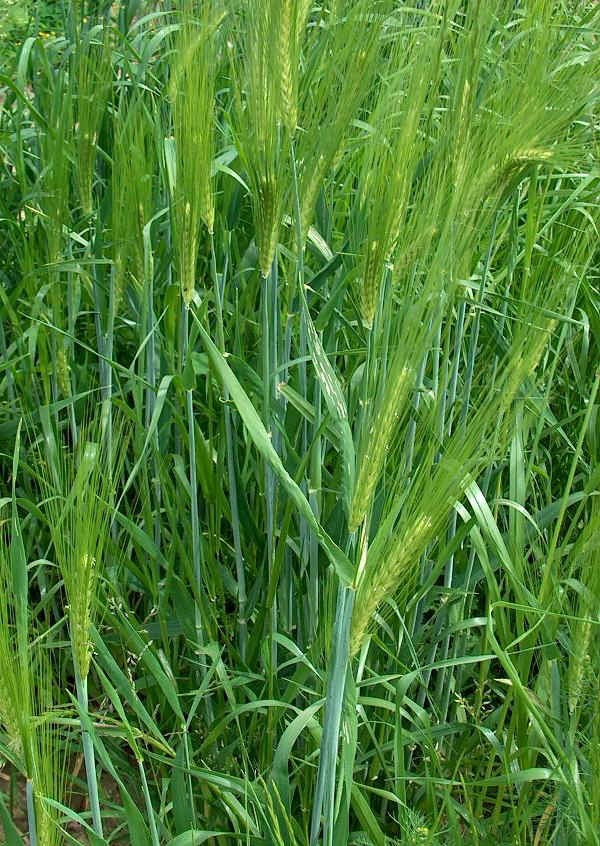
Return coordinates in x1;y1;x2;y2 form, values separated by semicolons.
195;315;354;584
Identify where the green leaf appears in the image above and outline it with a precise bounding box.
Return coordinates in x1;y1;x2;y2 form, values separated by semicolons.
272;701;323;812
173;740;194;834
119;375;174;506
91;625;173;754
121;789;151;846
0;795;25;846
300;285;355;517
193;313;354;585
104;608;184;724
166;832;236;846
10;419;28;662
113;511;169;571
182;352;196;391
42;798;108;846
350;784;385;846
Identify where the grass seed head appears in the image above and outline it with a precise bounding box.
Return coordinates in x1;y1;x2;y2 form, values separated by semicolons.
75;27;112;216
278;0;298;134
349;365;414;533
171;1;219;301
41;417;127;682
350;512;433;655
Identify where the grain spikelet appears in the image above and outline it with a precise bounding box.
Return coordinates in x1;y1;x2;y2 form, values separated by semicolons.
112;100;155;311
296;1;384;238
75;26;112;216
231;0;289;277
349;365;414;533
350;513;434;655
360;239;384;330
278;0;297;133
41;417;127;681
299;154;326;240
0;537;26;758
170;0;219;303
568;508;600;717
56;345;71;398
71;553;95;680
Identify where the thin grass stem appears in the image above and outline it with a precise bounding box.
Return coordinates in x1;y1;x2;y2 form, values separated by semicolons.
182;302;211;711
74;665;103;838
211;233;247;659
26;779;38;846
138;758;160;846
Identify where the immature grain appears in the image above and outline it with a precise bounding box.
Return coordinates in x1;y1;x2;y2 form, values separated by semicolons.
35;795;54;846
350;513;433;655
300;154;326;239
360;239;384;330
502;319;556;409
568;513;600;717
171;2;218;304
257;176;279;278
56;345;71;398
0;671;21;755
181;200;198;307
75;29;111;216
71;553;95;679
569;617;592;716
349;365;414;533
0;542;24;756
278;0;297;134
297;0;311;47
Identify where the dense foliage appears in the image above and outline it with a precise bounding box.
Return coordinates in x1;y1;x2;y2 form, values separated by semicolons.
0;1;599;844
0;0;64;66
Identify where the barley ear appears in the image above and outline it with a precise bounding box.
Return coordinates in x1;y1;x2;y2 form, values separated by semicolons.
171;1;219;304
349;365;415;533
0;534;28;760
278;0;297;134
360;240;384;330
568;507;600;717
350;512;434;655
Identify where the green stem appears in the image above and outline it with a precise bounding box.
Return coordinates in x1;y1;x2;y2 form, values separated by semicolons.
66;239;79;449
182;726;197;830
26;779;38;846
138;759;161;846
290;139;316;640
211;234;247;659
263;256;278;670
183;303;210;706
434;217;497;714
74;668;103;838
310;583;355;846
145;228;161;551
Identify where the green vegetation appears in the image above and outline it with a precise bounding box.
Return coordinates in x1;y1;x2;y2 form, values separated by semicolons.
1;1;600;844
0;0;64;67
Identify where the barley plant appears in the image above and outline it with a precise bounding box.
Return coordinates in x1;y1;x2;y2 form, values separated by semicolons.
1;1;600;844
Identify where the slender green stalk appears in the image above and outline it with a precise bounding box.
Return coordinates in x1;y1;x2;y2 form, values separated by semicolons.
145;225;161;550
290;139;316;637
263;258;278;670
310;583;355;846
26;779;38;846
74;664;103;837
182;302;211;705
182;725;197;830
138;758;161;846
211;234;247;658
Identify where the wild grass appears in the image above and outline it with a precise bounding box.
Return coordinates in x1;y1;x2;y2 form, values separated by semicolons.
0;1;600;845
